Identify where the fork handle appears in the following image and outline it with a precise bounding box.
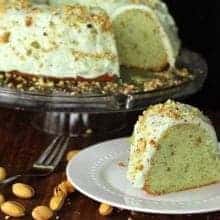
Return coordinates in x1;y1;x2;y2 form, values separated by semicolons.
0;174;22;188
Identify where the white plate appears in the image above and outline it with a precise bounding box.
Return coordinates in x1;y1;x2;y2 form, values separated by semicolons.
66;138;220;214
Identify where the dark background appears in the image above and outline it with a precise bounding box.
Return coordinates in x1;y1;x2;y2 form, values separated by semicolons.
165;0;220;109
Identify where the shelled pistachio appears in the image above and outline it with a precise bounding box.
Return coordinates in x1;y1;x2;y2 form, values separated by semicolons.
0;193;5;205
32;206;53;220
0;167;7;181
99;203;113;216
1;201;25;217
12;183;35;199
66;150;80;161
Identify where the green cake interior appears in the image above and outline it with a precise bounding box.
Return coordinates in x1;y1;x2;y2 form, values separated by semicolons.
145;124;220;194
113;9;169;71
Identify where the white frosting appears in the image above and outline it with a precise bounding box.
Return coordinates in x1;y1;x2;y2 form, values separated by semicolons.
49;0;160;15
127;102;219;188
49;0;180;67
0;3;119;78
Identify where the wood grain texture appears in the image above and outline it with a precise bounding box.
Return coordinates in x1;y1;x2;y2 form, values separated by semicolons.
0;107;220;220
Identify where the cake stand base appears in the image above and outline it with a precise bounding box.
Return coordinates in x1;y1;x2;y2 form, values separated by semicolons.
32;112;128;137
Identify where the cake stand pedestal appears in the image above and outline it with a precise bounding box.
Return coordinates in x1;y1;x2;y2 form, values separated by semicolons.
32;112;128;137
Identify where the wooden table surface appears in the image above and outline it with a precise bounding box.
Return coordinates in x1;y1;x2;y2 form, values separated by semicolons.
0;104;220;220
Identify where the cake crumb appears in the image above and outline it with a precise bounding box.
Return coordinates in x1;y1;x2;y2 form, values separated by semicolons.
115;208;123;213
67;198;71;206
118;162;126;167
74;210;81;215
131;211;138;216
86;129;93;134
149;139;158;148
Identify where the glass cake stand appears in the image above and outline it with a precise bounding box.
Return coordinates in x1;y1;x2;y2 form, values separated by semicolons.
0;50;207;136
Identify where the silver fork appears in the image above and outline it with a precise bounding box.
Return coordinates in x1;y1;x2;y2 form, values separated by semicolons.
0;136;70;187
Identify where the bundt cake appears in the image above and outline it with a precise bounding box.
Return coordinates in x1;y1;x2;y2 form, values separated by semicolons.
49;0;180;72
0;1;119;79
127;100;220;195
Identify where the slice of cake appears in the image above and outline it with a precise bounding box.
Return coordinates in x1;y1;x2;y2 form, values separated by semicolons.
49;0;180;72
127;100;220;195
0;1;119;80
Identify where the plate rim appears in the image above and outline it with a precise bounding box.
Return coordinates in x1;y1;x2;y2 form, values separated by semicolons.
66;137;220;215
